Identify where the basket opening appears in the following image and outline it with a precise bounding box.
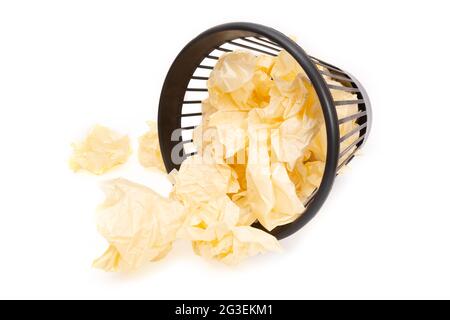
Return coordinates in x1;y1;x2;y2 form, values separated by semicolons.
158;23;370;238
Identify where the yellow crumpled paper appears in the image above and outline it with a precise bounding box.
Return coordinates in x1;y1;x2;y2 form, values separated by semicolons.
169;155;240;205
245;121;305;231
207;51;277;111
69;124;131;175
192;225;282;265
86;48;362;271
271;50;306;82
271;115;318;170
169;155;281;265
207;110;248;159
138;121;165;172
178;194;281;265
93;178;185;272
208;51;256;93
197;50;360;231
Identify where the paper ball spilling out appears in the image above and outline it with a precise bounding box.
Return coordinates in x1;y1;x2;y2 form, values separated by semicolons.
70;49;360;272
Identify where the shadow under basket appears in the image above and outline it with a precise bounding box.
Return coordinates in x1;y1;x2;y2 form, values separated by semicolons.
158;22;372;240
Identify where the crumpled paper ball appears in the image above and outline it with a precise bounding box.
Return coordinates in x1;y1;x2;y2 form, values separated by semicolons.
69;124;131;175
93;178;186;272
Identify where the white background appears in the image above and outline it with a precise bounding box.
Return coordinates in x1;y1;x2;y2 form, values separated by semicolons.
0;0;449;300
